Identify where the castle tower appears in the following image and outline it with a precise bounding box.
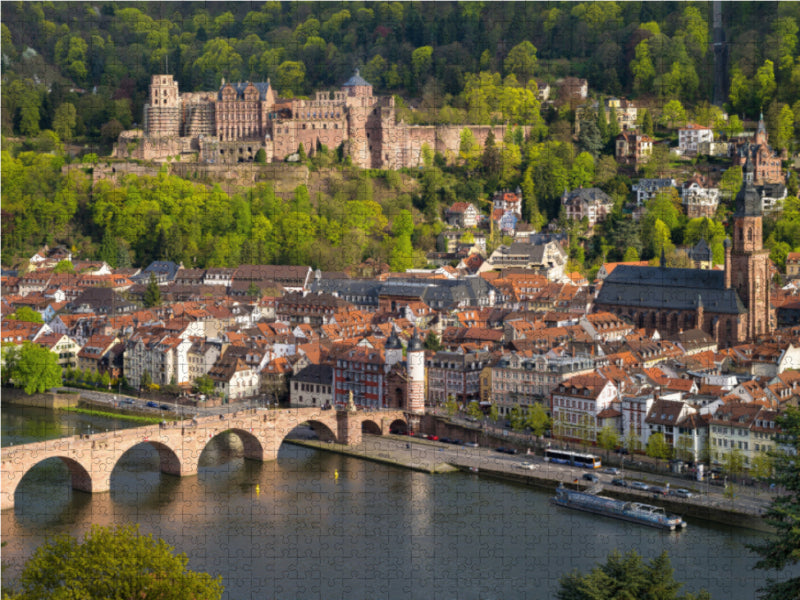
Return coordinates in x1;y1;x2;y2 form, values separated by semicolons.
405;329;425;414
342;70;375;168
728;158;773;340
144;75;181;137
755;112;768;146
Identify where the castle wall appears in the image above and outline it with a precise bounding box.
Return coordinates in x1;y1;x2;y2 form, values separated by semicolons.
127;75;531;169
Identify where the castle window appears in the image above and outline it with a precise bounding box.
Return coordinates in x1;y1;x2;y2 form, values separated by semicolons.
748;228;752;241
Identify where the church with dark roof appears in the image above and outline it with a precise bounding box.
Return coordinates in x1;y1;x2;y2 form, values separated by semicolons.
595;160;774;347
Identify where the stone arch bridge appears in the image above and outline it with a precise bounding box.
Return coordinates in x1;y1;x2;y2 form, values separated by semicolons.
1;407;408;511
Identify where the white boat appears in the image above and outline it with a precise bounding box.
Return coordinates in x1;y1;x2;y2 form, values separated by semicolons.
552;486;687;531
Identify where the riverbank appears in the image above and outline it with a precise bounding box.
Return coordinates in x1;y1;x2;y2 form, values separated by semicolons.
292;435;773;533
59;406;163;424
287;439;460;474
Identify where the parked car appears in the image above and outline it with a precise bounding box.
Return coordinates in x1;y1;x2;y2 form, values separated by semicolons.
602;467;619;475
439;437;451;444
629;481;649;491
649;486;668;496
611;478;628;487
670;488;693;499
495;447;519;455
159;404;170;411
146;401;159;408
464;441;479;448
428;435;439;441
582;473;599;483
516;462;536;470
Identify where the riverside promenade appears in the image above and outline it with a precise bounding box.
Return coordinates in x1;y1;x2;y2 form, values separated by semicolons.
290;433;776;532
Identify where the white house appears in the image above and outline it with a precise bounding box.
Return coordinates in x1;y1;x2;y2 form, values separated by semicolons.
550;373;618;443
678;123;714;156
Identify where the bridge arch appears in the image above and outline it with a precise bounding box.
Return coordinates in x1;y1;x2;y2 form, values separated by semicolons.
361;419;382;435
14;455;94;506
388;419;408;434
114;440;183;477
198;427;265;467
291;419;337;442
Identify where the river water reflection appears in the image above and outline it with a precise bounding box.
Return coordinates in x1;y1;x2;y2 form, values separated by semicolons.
0;406;789;599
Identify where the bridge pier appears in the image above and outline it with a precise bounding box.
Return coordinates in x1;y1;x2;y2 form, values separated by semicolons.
337;410;362;446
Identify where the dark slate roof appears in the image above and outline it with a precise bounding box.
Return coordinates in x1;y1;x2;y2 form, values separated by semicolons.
133;261;181;283
310;277;495;311
596;265;746;314
385;331;402;350
688;239;712;261
292;363;333;385
562;187;613;206
309;279;381;306
218;81;272;101
342;69;371;87
527;232;569;245
407;329;424;352
758;182;786;198
735;160;762;217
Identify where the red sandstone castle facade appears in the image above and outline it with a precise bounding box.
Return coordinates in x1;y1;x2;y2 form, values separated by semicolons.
116;72;518;169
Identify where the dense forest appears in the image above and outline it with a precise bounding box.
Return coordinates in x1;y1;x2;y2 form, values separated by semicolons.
4;2;800;138
2;2;799;276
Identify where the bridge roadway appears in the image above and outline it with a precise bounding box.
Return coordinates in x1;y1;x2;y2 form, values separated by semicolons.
0;406;408;511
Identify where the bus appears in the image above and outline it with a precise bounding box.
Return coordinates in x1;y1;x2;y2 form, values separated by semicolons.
544;449;601;469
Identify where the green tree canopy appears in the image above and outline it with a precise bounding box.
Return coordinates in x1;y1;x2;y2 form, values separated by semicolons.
467;400;484;420
423;331;442;351
53;259;74;273
143;272;161;307
557;550;710;600
597;425;619;456
525;403;551;437
646;432;671;461
5;342;61;395
8;306;44;323
748;406;800;599
504;40;538;84
12;524;223;600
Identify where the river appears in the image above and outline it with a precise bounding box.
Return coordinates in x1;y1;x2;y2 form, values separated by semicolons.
1;404;791;599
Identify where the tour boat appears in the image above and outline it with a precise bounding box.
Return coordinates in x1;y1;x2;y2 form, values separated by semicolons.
552;486;687;531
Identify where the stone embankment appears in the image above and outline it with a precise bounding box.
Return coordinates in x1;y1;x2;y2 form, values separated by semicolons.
290;434;774;533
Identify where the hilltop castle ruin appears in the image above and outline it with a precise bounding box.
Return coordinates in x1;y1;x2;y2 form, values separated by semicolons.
114;72;519;169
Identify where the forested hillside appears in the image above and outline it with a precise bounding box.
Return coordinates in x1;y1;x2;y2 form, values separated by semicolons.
3;2;799;139
2;2;799;276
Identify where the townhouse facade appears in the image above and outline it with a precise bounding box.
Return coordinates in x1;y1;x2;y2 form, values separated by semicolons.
550;373;618;442
426;350;492;407
492;353;595;417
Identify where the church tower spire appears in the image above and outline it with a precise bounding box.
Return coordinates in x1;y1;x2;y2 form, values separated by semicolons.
729;159;773;341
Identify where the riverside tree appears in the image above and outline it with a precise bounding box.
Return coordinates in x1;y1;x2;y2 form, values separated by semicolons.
7;524;223;600
748;406;800;600
3;342;62;395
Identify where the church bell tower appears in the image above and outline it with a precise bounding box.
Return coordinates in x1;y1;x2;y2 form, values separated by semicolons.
729;158;772;340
